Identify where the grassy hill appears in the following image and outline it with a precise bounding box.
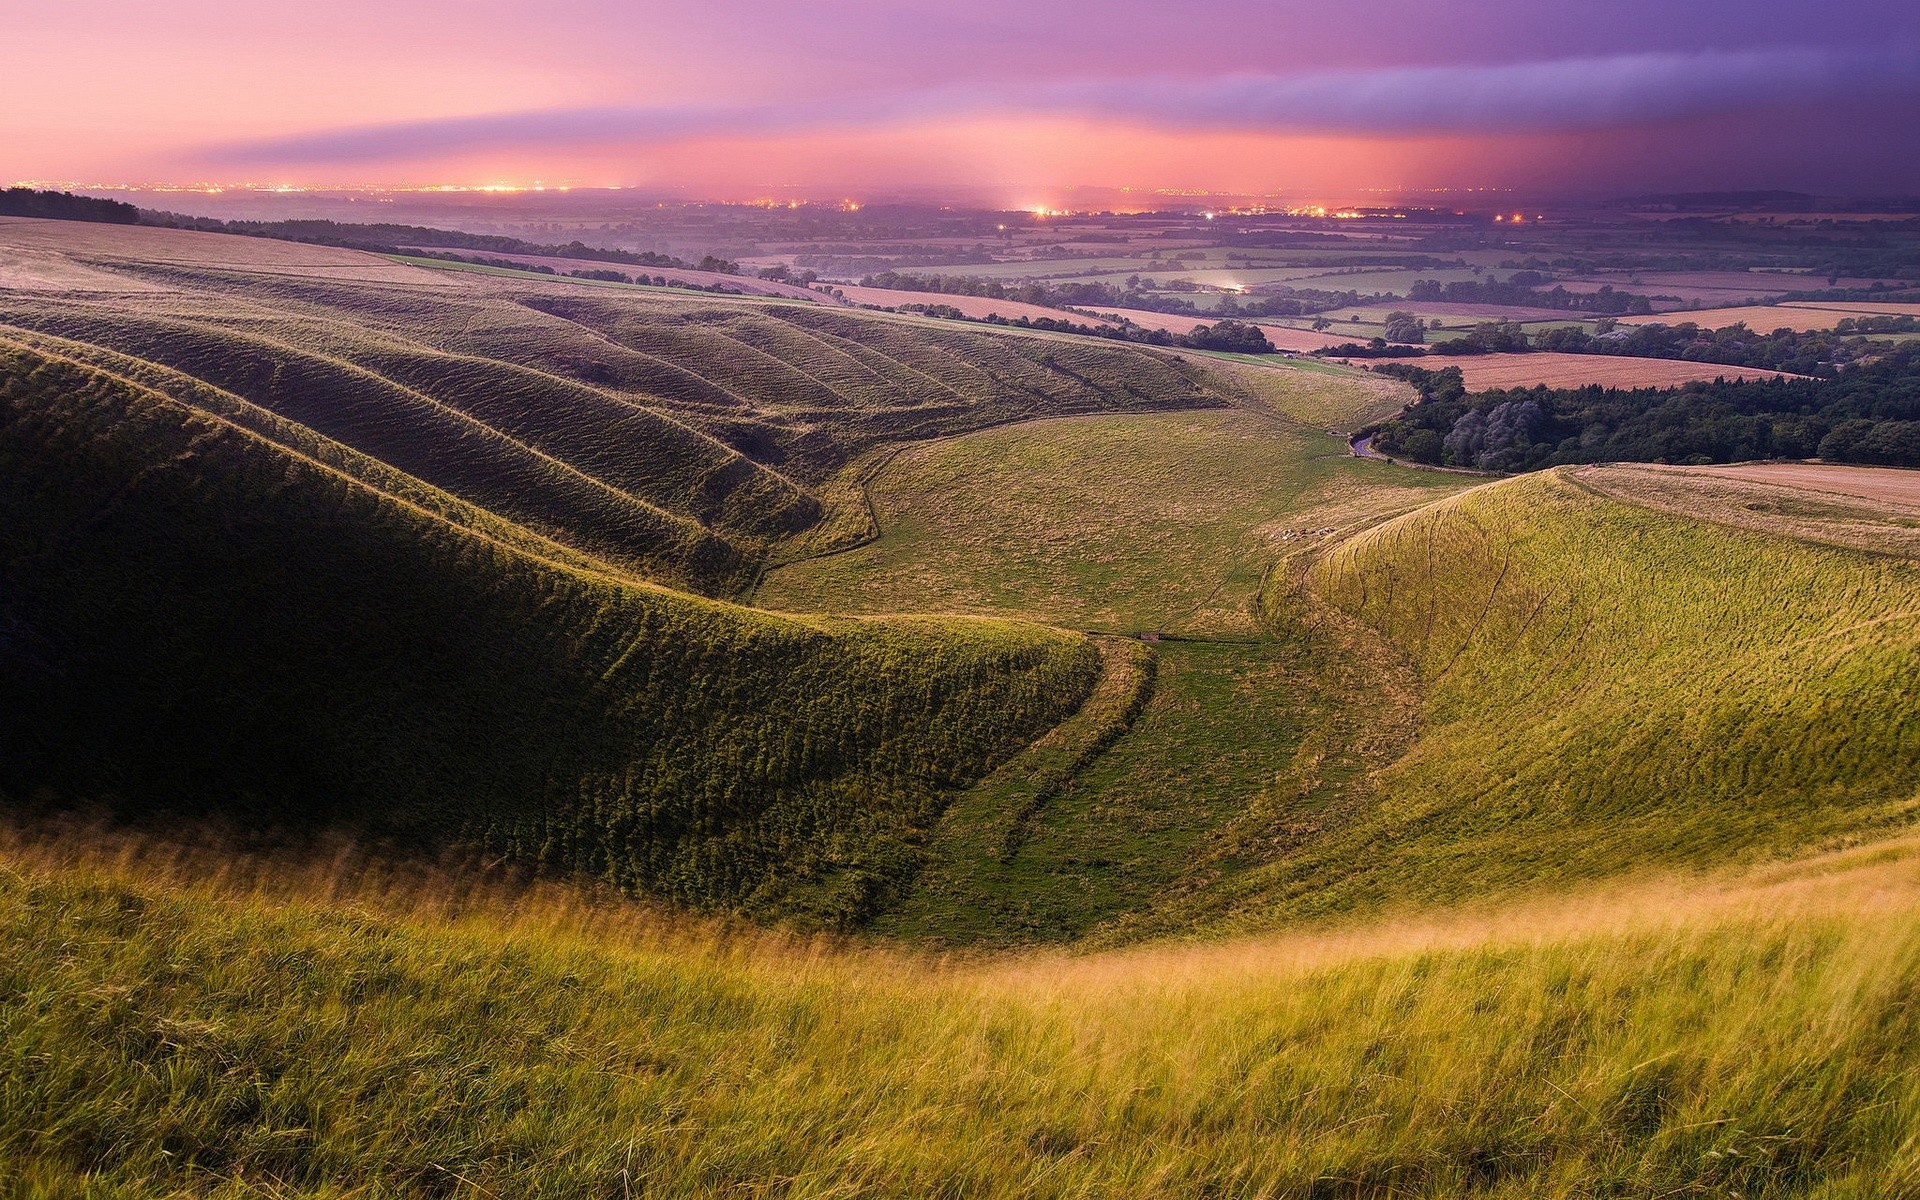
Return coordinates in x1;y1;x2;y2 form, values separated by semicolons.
0;218;1229;593
760;405;1470;942
1248;468;1920;922
0;339;1100;925
6;826;1919;1198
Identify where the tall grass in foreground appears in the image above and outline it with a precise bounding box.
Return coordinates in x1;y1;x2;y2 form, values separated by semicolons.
5;824;1920;1198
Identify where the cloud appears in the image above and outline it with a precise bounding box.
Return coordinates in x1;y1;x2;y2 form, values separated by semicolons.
208;46;1920;165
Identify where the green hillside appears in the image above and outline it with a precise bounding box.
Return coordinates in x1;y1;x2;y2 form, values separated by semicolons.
0;340;1099;925
1246;469;1920;921
0;221;1228;593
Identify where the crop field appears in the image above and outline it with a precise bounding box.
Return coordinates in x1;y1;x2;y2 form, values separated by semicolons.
1431;351;1800;389
1783;300;1920;317
1615;305;1856;333
1562;271;1879;297
1574;462;1920;559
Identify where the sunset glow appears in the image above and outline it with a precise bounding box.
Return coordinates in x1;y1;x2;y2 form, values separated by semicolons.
6;1;1918;198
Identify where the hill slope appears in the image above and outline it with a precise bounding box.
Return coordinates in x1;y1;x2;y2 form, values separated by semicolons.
5;828;1919;1198
0;339;1099;925
0;217;1229;592
1255;468;1920;920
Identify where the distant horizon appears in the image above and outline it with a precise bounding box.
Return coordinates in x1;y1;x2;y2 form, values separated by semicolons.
16;180;1920;218
8;2;1918;198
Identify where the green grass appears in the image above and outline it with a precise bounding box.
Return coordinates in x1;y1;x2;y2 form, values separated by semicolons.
1240;469;1920;924
0;229;1231;595
6;831;1920;1197
758;405;1465;938
0;342;1102;926
758;409;1458;636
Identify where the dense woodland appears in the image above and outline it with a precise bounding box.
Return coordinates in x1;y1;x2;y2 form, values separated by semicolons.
1367;347;1920;470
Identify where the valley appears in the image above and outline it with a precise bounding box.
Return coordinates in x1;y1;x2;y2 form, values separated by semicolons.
5;214;1920;1197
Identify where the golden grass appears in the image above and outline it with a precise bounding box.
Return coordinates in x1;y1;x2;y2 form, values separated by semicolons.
6;819;1920;1197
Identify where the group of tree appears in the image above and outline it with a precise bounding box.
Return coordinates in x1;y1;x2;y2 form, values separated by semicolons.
1365;347;1920;471
0;187;139;224
1408;275;1659;315
1530;320;1896;376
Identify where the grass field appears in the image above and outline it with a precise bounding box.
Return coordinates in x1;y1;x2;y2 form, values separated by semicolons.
1435;351;1800;390
757;409;1456;636
757;403;1466;937
7;823;1920;1198
1288;469;1920;920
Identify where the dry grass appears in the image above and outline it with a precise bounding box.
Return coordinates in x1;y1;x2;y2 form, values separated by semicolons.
6;819;1920;1197
1572;461;1920;562
1437;351;1800;389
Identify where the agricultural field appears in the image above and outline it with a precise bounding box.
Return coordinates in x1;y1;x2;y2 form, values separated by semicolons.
834;283;1114;325
1615;305;1857;333
1431;351;1800;389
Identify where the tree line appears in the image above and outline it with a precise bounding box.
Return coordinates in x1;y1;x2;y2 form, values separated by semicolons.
0;188;139;224
1365;348;1920;471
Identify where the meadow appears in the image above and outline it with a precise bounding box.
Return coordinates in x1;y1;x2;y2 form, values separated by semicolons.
6;822;1920;1198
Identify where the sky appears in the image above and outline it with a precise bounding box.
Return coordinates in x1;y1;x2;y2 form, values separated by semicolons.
5;0;1919;200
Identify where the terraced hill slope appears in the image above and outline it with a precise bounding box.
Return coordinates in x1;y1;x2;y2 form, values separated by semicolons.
0;217;1225;592
0;338;1099;925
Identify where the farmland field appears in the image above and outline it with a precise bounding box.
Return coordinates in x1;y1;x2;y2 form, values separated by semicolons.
1434;351;1801;389
1615;305;1859;333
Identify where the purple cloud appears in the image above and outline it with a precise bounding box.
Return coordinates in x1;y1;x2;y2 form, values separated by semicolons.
207;45;1920;165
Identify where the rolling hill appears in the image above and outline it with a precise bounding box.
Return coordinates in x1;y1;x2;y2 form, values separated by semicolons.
0;216;1226;593
8;211;1920;1197
0;338;1105;925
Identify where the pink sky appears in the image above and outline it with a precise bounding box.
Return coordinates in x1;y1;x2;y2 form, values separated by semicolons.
6;1;1918;197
